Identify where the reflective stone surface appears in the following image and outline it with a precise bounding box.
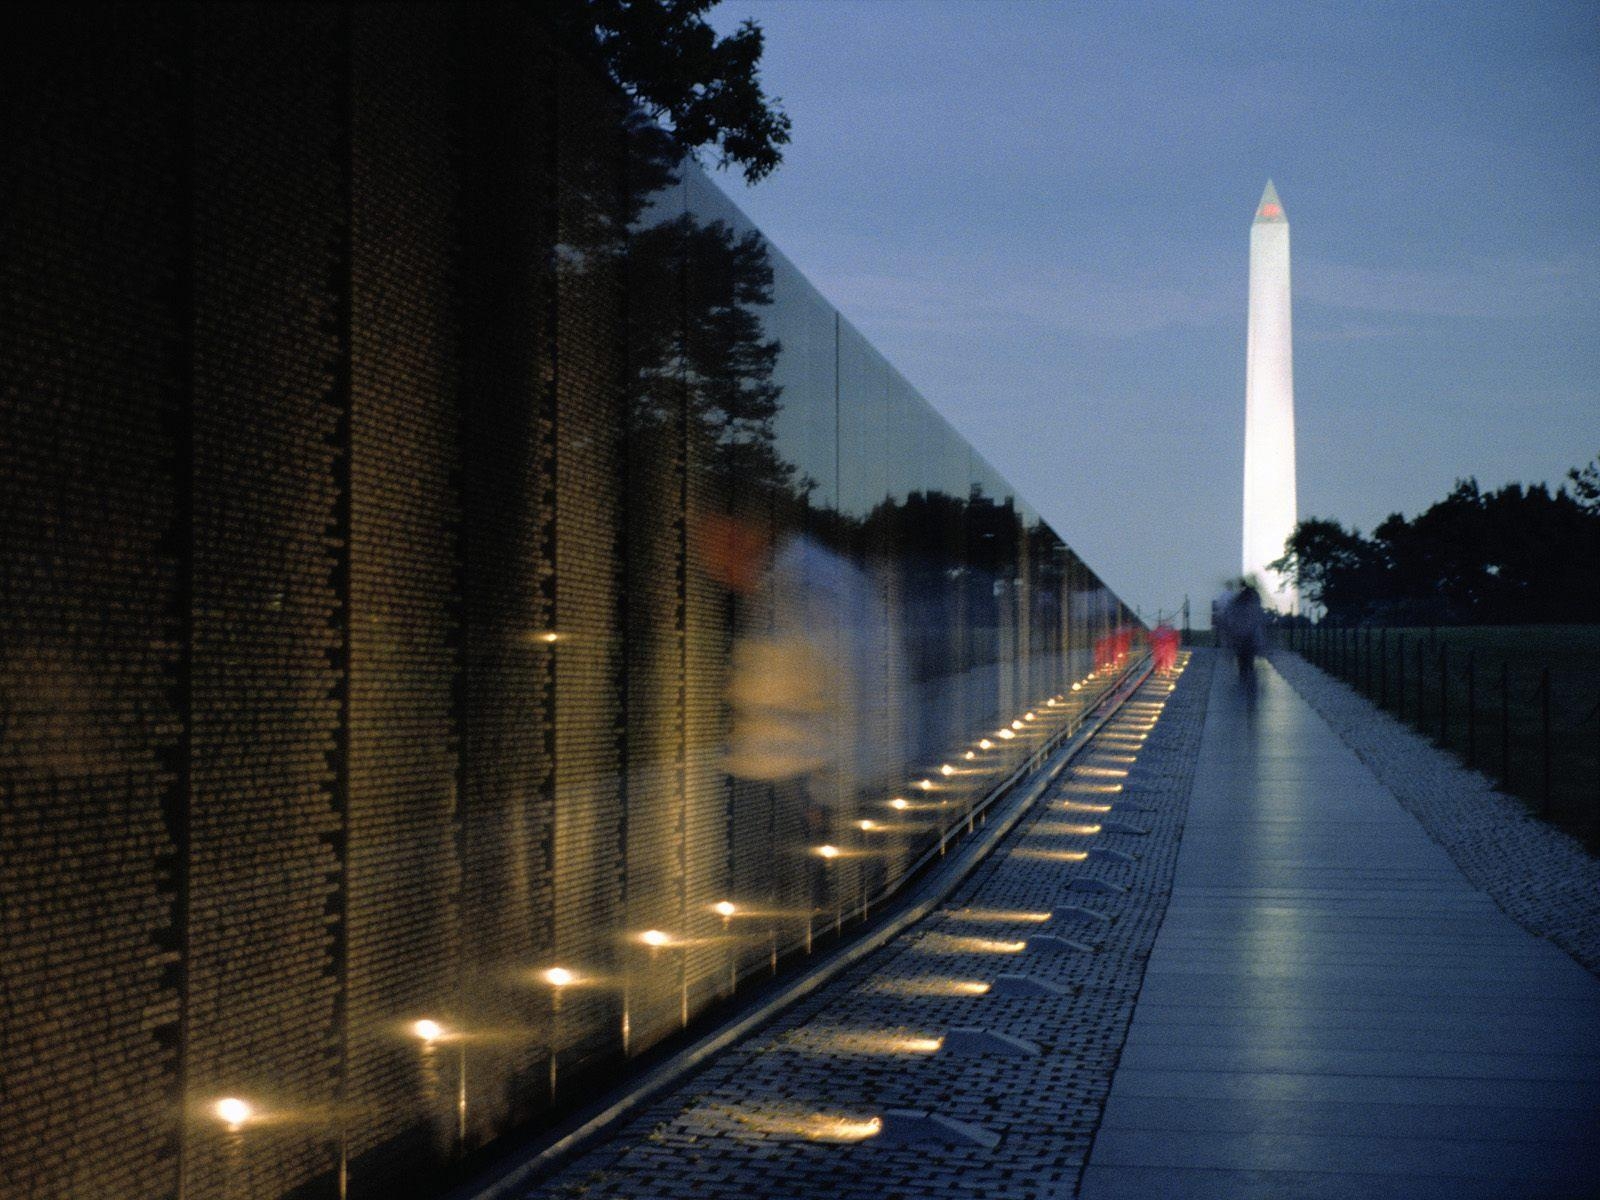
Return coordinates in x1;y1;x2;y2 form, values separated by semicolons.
0;9;1137;1199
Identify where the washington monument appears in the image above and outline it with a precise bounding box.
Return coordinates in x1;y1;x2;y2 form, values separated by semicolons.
1242;179;1299;611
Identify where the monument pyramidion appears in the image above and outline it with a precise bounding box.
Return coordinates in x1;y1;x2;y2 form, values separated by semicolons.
1242;179;1299;612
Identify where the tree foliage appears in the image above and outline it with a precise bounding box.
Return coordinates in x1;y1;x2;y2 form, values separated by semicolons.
1271;456;1600;625
546;0;791;183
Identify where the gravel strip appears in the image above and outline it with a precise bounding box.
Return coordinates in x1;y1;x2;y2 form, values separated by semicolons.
1272;649;1600;977
527;652;1214;1200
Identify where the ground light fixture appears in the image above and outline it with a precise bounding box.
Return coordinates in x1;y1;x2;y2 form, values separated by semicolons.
213;1097;254;1130
541;969;576;1099
920;934;1027;955
1013;848;1089;863
945;908;1052;923
873;979;992;997
806;1031;947;1057
407;1017;467;1145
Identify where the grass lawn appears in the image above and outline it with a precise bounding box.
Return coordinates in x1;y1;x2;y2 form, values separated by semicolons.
1292;624;1600;851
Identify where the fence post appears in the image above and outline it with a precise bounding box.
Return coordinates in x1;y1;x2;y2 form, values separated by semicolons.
1541;667;1552;819
1396;631;1405;719
1501;661;1511;789
1438;643;1448;747
1379;628;1388;709
1466;649;1476;770
1416;639;1425;732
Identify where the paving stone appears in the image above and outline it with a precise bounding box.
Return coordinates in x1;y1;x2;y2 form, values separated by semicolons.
1270;651;1600;976
527;655;1211;1199
1079;654;1600;1200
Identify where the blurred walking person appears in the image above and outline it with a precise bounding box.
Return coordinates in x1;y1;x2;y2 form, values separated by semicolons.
1217;584;1266;681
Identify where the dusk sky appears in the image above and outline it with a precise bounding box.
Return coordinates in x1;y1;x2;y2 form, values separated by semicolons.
707;0;1599;623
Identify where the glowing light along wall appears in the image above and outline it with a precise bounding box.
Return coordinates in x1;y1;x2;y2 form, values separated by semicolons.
1242;179;1299;611
0;8;1140;1200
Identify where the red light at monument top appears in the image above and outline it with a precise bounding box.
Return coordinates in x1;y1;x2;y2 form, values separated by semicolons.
1260;203;1282;217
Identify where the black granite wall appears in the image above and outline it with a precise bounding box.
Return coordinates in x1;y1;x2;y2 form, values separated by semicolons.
0;6;1139;1198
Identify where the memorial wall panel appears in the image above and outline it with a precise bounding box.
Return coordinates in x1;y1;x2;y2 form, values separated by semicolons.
552;51;630;1081
186;9;345;1196
1;9;1141;1197
455;4;558;1151
622;145;688;1053
347;6;464;1187
0;11;184;1198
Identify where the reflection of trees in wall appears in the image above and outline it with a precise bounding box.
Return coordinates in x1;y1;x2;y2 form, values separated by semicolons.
557;115;796;518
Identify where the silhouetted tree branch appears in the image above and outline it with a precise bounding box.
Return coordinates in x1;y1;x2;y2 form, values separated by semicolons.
544;0;791;183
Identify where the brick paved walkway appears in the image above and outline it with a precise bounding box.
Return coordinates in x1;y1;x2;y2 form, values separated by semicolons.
529;654;1211;1200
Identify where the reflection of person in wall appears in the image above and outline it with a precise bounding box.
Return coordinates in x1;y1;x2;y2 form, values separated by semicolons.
703;510;883;789
700;511;890;920
1151;621;1179;673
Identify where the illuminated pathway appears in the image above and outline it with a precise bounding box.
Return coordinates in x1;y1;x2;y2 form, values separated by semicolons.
1078;658;1600;1199
512;651;1600;1199
520;656;1208;1200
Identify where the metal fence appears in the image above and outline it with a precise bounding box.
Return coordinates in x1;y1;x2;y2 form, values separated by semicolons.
1285;624;1600;848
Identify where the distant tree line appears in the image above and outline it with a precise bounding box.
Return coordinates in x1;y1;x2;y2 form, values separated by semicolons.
1271;456;1600;625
